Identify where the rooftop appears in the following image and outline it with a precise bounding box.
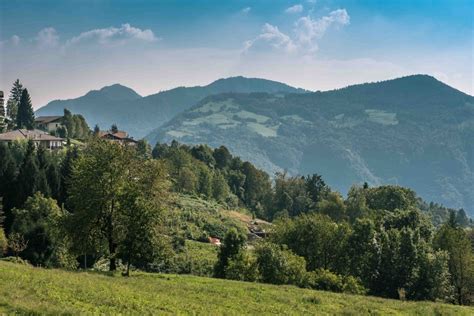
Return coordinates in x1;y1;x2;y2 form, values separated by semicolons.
35;116;63;124
0;129;64;141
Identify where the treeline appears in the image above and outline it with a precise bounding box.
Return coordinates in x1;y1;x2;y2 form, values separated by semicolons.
0;79;35;131
55;109;90;139
216;208;473;304
0;79;90;140
0;138;473;305
152;141;471;227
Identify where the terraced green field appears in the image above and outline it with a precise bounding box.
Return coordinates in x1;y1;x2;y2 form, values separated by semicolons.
1;261;472;315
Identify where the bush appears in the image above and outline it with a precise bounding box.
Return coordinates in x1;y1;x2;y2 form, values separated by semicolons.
0;256;31;265
306;269;343;292
255;242;307;286
305;269;366;295
225;251;259;282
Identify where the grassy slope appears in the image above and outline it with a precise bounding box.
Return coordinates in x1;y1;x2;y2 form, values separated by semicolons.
1;262;472;315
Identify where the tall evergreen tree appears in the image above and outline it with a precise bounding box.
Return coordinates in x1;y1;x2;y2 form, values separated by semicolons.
93;124;100;136
58;146;78;207
0;143;18;233
16;140;40;207
7;79;23;121
16;89;35;129
0;91;6;132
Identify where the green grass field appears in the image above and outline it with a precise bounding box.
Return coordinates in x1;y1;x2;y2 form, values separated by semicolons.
1;261;472;315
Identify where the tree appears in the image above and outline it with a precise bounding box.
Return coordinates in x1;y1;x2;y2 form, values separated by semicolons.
0;91;5;132
117;159;170;276
136;139;152;160
317;191;347;221
434;217;474;305
347;218;379;289
214;228;246;278
191;144;215;167
111;124;118;133
58;146;79;207
255;242;307;286
225;251;258;282
213;145;232;169
366;185;417;212
8;233;28;260
16;89;35;129
93;124;100;136
67;139;169;271
11;192;64;266
305;174;330;204
16;140;40;207
271;214;350;273
7;79;23;121
345;185;370;221
212;170;229;202
0;143;17;232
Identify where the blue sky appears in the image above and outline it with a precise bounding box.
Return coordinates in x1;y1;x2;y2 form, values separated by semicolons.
1;0;472;107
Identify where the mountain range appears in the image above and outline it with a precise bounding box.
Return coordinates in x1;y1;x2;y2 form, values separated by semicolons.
36;77;305;137
36;75;474;215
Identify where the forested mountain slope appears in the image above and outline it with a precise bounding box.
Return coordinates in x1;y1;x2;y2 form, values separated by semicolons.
35;77;305;137
146;75;474;214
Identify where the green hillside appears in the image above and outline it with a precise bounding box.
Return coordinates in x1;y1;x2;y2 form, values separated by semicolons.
146;75;474;215
1;261;472;315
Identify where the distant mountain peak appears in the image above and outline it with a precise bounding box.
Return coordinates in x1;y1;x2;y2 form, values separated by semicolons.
85;83;141;100
206;76;307;94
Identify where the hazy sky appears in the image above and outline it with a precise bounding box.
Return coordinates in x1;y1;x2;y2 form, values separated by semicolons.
1;0;473;108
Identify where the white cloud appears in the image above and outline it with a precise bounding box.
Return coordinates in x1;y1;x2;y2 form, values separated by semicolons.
66;23;158;46
36;27;59;48
244;23;297;54
241;7;251;14
285;4;303;14
244;9;350;55
294;9;350;53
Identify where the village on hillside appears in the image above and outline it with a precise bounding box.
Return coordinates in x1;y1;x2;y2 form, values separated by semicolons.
0;89;137;149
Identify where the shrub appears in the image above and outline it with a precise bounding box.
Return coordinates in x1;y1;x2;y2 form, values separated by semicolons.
225;251;259;282
306;269;343;292
305;269;366;295
255;242;307;286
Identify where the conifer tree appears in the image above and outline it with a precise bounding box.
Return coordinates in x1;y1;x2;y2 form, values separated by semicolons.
0;143;18;232
16;140;40;206
16;89;35;129
7;79;23;121
0;91;6;132
93;124;100;136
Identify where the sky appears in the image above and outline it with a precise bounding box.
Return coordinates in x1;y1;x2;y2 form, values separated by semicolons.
0;0;473;108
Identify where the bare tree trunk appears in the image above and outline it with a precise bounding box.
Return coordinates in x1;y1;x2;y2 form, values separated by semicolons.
109;240;117;271
125;261;130;277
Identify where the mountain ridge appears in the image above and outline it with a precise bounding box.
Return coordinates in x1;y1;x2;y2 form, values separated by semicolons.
145;75;474;215
35;76;305;136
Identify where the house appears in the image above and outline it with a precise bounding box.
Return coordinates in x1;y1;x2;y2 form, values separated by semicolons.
98;130;137;146
0;129;64;149
208;237;221;246
35;116;63;133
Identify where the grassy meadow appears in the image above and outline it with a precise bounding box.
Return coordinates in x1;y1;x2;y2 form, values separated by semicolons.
1;261;473;315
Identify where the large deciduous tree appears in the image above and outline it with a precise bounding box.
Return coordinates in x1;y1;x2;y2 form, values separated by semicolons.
67;139;169;271
434;212;474;305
